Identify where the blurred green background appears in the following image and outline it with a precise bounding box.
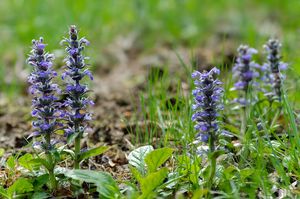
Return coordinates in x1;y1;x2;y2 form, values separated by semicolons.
1;0;300;97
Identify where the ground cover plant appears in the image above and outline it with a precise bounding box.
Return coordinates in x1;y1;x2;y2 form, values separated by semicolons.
1;1;300;199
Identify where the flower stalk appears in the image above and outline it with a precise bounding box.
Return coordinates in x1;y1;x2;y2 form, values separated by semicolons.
27;37;59;190
61;25;94;169
191;67;223;187
262;39;288;102
232;45;259;135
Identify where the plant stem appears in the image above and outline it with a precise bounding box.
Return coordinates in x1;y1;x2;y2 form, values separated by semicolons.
207;131;216;189
74;136;81;169
241;106;247;136
45;133;57;191
48;167;57;191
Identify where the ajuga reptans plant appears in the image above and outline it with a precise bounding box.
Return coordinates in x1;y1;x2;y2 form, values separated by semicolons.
232;45;259;105
61;25;94;169
191;67;224;187
232;45;259;134
27;37;60;190
262;39;288;102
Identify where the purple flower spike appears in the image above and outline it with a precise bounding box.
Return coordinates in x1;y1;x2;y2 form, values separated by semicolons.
27;37;60;150
191;67;224;149
232;45;258;91
61;25;93;140
262;39;287;101
232;45;259;106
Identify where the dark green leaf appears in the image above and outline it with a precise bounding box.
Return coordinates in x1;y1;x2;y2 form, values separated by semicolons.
33;174;49;188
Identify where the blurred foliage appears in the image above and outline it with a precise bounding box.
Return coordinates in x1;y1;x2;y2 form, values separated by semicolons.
1;0;300;96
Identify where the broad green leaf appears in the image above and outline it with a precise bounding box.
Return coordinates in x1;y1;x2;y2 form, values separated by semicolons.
7;178;33;198
128;145;154;175
64;169;121;199
139;168;168;199
145;147;173;173
78;145;109;162
18;153;34;171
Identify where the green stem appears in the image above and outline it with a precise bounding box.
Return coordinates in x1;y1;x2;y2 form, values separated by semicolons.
48;167;57;191
241;106;247;136
74;136;81;169
207;131;216;189
241;89;249;136
45;134;57;191
208;153;216;189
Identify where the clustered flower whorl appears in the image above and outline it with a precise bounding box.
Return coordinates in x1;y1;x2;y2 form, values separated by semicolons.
27;37;60;150
232;45;259;105
61;25;94;139
262;39;288;101
191;67;223;146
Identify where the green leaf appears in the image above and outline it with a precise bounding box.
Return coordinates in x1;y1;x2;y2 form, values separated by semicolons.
145;147;173;173
160;172;184;189
29;158;50;171
240;168;254;181
6;156;16;170
64;169;121;199
129;166;143;183
7;178;33;198
128;145;154;175
192;189;209;199
223;165;238;180
60;148;75;159
33;174;49;188
209;150;225;160
67;131;79;144
0;186;8;199
139;168;168;199
18;153;34;171
78;145;109;162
